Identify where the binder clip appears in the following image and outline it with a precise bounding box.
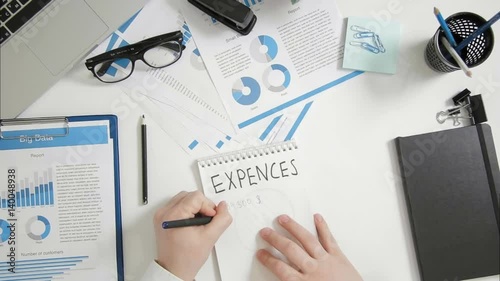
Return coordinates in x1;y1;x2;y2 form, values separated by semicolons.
188;0;257;35
436;88;488;126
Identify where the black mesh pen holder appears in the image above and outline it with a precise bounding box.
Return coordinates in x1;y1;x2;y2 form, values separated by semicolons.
425;12;495;73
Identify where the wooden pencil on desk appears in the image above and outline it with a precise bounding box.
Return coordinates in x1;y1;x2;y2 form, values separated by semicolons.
434;7;457;47
455;11;500;52
440;37;472;78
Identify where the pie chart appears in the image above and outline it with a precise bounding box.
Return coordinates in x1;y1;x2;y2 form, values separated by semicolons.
232;77;261;106
0;219;9;243
26;215;51;241
263;64;291;92
250;35;278;63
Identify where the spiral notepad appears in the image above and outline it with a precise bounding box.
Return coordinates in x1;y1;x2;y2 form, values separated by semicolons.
197;141;314;281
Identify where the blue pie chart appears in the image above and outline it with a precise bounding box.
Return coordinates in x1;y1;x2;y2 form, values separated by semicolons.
263;64;291;92
26;216;51;241
250;35;278;63
232;77;261;106
0;219;10;243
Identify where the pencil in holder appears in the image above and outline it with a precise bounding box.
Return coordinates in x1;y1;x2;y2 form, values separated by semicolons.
425;12;495;73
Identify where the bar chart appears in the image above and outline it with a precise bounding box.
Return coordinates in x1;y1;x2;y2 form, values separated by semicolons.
177;16;192;46
0;168;55;209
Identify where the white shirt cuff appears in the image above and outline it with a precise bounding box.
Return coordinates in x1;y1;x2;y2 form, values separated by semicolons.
140;260;184;281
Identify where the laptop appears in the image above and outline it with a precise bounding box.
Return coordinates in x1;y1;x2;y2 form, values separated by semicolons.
0;0;146;118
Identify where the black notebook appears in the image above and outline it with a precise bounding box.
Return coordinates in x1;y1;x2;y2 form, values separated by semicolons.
396;124;500;281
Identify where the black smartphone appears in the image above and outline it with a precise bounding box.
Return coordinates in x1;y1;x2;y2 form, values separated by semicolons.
188;0;257;35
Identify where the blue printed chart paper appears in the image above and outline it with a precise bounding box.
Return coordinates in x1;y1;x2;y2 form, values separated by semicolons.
343;17;401;74
181;0;355;130
87;0;237;155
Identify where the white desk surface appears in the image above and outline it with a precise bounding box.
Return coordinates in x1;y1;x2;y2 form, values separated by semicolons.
19;0;500;280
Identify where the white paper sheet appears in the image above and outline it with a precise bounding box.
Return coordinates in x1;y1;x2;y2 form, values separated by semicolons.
120;86;215;155
116;0;234;136
86;0;241;154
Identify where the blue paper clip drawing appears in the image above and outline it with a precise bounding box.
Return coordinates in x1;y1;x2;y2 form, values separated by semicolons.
350;41;380;54
353;32;375;39
350;25;371;32
374;35;386;53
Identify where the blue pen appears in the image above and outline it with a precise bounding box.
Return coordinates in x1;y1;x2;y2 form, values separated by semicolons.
455;11;500;52
434;7;457;47
162;216;213;229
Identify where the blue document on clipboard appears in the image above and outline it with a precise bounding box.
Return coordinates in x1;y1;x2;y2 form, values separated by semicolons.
0;115;123;281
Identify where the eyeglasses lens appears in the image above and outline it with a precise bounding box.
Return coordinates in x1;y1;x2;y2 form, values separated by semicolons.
143;41;182;67
94;58;134;82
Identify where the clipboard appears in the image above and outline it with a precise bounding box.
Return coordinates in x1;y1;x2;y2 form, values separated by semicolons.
0;115;124;281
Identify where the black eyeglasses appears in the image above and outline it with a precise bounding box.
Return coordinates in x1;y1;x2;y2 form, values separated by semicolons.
85;31;186;83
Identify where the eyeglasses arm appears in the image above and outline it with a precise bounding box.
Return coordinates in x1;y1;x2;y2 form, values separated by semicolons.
96;61;114;77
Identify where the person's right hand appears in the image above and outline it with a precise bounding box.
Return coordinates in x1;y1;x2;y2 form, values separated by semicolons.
153;191;232;281
257;214;363;281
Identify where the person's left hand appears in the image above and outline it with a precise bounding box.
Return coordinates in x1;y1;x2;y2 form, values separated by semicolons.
153;191;233;281
257;214;363;281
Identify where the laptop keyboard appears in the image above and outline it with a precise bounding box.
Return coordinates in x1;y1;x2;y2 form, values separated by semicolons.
0;0;52;45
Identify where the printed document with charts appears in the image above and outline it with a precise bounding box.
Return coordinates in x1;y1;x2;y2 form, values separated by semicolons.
181;0;352;130
88;0;238;154
197;141;314;280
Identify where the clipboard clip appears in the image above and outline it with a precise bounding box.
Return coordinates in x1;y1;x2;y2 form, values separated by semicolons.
436;89;488;126
0;117;70;140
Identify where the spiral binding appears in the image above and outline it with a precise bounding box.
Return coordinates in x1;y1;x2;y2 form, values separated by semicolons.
198;141;298;168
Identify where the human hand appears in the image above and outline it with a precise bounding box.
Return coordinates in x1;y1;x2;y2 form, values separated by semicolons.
153;191;232;281
257;214;363;281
